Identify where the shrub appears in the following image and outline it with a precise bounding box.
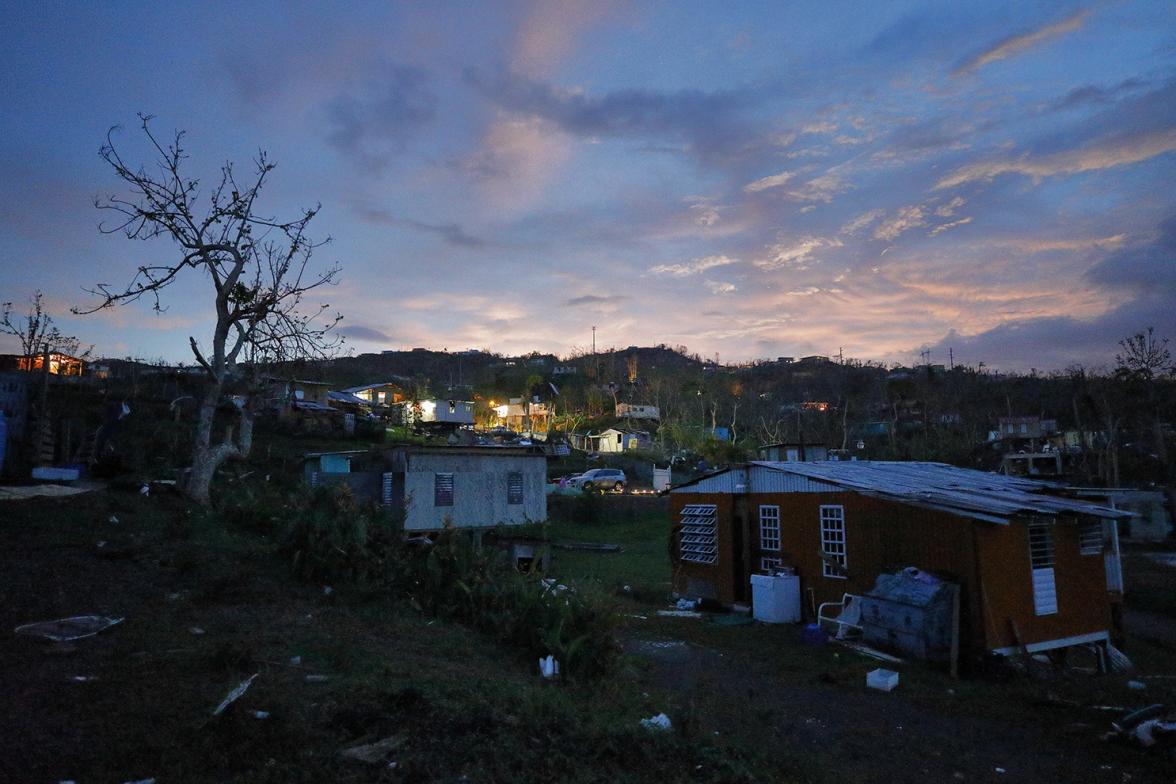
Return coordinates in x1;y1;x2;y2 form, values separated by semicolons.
279;484;402;586
400;531;619;678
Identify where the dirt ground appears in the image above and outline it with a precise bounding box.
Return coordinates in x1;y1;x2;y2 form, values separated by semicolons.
3;489;1174;783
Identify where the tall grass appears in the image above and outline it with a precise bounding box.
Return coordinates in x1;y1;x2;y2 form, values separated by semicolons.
278;485;619;678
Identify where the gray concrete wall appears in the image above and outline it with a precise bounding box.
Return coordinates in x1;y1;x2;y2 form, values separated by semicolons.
404;452;546;530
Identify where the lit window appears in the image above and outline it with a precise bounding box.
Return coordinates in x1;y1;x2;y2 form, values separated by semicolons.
820;505;847;579
434;473;454;507
759;505;781;552
507;472;524;505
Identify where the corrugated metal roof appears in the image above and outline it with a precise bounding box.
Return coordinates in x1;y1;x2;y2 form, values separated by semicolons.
671;460;1130;523
750;461;1130;523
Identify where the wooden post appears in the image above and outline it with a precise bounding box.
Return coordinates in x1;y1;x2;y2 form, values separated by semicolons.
949;583;960;679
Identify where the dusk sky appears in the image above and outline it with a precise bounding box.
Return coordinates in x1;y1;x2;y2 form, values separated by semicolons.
2;1;1174;372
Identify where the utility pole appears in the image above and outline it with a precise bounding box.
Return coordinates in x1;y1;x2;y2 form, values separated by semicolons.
838;346;844;364
949;347;954;371
591;325;596;356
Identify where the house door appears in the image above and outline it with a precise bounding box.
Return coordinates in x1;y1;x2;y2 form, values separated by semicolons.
732;496;749;602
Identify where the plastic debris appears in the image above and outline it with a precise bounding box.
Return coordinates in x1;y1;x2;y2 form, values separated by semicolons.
323;586;333;596
866;668;900;692
109;515;120;524
189;627;206;636
640;713;673;731
675;598;699;611
339;735;407;764
289;655;302;666
1127;680;1146;690
212;673;258;717
139;484;150;496
305;674;330;683
657;610;703;618
71;676;96;683
124;778;156;784
15;615;124;642
252;710;270;720
539;655;560;679
994;767;1007;774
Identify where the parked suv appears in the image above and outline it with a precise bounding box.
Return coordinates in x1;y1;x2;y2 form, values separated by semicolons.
569;468;627;492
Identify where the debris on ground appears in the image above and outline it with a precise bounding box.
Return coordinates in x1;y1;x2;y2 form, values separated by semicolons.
252;710;270;720
836;639;904;664
305;674;330;683
675;598;699;611
339;735;407;764
1105;704;1176;750
657;610;703;618
212;673;258;717
539;655;560;679
640;713;672;731
189;627;206;636
866;668;900;692
15;615;124;642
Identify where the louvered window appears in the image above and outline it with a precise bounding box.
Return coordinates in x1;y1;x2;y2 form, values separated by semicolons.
679;504;718;565
434;473;454;507
1029;522;1058;615
507;472;524;505
1078;521;1102;555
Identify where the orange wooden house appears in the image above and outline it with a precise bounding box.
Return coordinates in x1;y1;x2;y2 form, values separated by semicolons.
668;461;1131;658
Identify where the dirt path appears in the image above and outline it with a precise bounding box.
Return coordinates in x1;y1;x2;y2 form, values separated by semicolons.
624;628;1173;784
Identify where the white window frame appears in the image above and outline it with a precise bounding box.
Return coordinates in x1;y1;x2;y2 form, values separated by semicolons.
758;505;781;552
820;505;847;579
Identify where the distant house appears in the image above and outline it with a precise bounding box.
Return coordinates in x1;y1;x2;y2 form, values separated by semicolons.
341;382;404;407
494;398;551;432
668;461;1130;658
304;445;547;533
997;416;1058;440
0;352;85;377
583;428;649;453
757;442;828;462
616;403;660;421
397;398;475;428
552;365;578;376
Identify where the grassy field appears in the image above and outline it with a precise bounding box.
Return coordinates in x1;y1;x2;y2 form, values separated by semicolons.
2;486;1174;783
0;488;788;784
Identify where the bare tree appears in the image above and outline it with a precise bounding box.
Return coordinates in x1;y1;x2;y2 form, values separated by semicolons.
1;290;88;360
1114;326;1174;478
75;115;342;504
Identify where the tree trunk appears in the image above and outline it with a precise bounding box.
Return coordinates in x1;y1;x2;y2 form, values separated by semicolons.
185;382;253;505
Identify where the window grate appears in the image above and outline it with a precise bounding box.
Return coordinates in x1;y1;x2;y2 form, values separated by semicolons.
434;473;454;507
507;472;524;505
1079;521;1102;555
679;504;717;564
820;505;847;579
1029;522;1055;568
759;505;781;552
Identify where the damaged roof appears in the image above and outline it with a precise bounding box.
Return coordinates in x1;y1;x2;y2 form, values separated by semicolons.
677;460;1131;524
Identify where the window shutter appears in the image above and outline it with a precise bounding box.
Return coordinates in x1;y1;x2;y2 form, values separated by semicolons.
434;473;454;507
